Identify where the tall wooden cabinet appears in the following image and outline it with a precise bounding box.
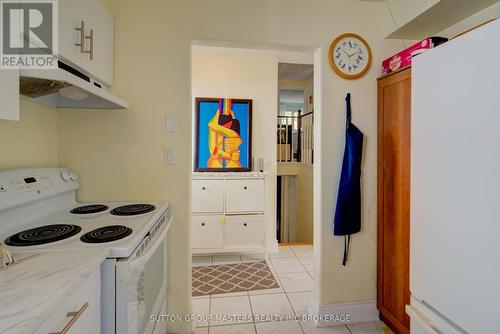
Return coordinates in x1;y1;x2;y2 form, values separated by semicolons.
377;68;411;334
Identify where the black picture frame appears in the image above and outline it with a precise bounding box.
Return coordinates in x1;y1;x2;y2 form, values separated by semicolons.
194;97;253;172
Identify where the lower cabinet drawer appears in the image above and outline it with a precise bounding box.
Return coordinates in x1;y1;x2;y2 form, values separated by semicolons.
225;215;266;248
34;267;101;334
192;215;225;249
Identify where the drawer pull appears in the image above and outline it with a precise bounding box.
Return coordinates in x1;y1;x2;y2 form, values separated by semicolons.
202;187;206;190
74;21;85;54
201;222;205;226
50;302;89;334
85;29;94;60
243;186;248;190
243;223;247;227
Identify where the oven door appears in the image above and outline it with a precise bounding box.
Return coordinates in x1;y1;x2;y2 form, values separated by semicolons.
116;214;171;334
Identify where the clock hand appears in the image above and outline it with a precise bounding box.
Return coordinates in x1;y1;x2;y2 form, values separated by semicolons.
340;48;350;57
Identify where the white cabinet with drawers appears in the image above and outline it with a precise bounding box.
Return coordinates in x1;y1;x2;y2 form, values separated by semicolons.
191;174;267;254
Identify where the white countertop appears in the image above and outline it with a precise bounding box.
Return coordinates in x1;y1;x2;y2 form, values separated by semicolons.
0;248;109;334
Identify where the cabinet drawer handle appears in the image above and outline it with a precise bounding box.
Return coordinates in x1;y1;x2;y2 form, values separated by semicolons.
243;223;247;227
201;222;205;226
75;20;85;54
202;187;206;190
85;29;94;60
50;302;89;334
243;186;248;190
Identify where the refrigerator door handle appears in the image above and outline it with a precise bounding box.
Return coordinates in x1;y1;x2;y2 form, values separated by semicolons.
406;305;443;334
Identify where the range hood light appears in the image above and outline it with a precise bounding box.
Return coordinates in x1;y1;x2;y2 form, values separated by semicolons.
59;86;89;101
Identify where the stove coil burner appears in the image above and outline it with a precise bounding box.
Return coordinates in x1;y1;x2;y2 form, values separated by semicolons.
70;204;109;214
80;225;133;243
4;224;82;246
110;204;156;216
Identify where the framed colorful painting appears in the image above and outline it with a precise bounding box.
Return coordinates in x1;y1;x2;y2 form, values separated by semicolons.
194;98;252;172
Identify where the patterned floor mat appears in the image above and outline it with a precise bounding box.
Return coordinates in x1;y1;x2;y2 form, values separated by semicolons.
192;261;280;296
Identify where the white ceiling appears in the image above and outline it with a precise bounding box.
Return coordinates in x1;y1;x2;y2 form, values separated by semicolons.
278;63;314;81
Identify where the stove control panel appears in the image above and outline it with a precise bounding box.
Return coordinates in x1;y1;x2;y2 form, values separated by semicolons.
10;175;53;193
0;168;79;212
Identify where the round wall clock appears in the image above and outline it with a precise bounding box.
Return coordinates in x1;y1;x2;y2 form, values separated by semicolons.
329;33;372;80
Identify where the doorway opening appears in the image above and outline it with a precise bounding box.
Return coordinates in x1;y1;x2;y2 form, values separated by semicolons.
276;63;314;246
189;44;320;334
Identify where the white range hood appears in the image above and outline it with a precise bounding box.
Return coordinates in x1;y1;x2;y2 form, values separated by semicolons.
20;61;129;109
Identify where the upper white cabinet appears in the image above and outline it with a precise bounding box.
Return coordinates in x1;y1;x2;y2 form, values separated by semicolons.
58;0;114;85
0;69;20;121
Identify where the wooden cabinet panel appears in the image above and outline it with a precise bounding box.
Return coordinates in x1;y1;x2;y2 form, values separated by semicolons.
377;68;411;334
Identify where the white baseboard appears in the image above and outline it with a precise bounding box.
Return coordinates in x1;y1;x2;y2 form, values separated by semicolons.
267;238;279;253
308;298;379;327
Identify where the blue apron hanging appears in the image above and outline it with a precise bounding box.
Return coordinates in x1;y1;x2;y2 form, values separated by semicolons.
333;93;363;266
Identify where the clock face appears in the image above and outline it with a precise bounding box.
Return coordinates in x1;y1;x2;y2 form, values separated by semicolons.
329;34;371;79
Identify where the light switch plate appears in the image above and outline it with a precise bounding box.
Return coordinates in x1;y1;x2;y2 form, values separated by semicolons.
165;115;177;133
164;148;176;165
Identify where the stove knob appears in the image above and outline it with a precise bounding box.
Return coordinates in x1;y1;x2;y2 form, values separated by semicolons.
69;171;78;182
61;170;72;182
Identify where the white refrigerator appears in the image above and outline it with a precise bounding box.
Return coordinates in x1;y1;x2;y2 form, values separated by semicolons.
409;19;500;334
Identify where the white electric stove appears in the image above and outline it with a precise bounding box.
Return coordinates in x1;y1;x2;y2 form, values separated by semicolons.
0;168;172;334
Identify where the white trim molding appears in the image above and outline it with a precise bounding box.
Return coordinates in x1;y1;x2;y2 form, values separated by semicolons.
308;299;379;328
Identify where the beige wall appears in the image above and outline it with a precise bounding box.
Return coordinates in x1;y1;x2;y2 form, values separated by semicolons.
278;163;314;243
57;2;192;332
191;50;278;246
0;101;58;170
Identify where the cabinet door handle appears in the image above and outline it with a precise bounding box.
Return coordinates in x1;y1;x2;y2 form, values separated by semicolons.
202;187;206;190
243;186;248;190
243;223;247;227
85;29;94;60
201;222;205;226
75;20;85;54
50;302;89;334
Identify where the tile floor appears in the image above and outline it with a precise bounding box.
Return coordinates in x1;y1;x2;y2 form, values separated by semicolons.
192;245;390;334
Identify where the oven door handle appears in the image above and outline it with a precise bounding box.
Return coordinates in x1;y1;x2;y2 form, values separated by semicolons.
129;215;173;269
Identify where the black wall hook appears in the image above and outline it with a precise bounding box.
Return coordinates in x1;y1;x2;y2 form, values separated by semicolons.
345;93;352;129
